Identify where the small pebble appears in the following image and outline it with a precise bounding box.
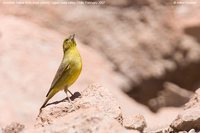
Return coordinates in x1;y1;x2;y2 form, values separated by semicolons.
188;129;195;133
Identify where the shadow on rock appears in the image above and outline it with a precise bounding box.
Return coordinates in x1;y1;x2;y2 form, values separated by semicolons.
46;91;82;107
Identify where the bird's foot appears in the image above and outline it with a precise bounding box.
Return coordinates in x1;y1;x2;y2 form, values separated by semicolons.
66;97;79;110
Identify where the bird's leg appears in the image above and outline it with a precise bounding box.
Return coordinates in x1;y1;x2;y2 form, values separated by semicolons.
67;90;74;96
64;87;78;110
64;87;72;104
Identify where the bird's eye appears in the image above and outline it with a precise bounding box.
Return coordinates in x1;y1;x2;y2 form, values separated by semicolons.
64;39;68;43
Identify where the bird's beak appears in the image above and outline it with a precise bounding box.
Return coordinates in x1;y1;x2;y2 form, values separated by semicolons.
69;34;75;40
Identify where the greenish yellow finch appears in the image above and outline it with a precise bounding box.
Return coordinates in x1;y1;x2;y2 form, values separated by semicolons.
40;34;82;110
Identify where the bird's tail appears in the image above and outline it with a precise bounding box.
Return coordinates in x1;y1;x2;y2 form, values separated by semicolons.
40;88;59;111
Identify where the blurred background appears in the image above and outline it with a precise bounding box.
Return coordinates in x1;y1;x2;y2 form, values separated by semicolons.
0;0;200;131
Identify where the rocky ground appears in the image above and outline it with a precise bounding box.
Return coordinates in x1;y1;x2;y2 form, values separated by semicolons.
2;85;144;133
2;85;200;133
0;0;200;133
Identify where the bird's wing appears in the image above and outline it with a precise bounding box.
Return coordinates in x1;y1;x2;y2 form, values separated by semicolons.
46;62;70;97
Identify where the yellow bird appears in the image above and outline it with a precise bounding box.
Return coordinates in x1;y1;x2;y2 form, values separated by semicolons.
40;34;82;110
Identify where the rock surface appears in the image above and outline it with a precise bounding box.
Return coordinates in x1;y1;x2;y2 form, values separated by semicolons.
147;88;200;133
148;82;194;112
1;85;144;133
33;108;136;133
36;85;123;127
2;122;24;133
33;85;142;132
170;88;200;132
123;114;146;132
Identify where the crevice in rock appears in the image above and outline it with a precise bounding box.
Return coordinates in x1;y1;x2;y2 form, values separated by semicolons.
126;59;200;112
184;25;200;43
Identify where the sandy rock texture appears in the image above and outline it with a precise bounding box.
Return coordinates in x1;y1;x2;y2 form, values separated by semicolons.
3;85;144;133
150;88;200;133
170;88;200;132
123;114;146;132
36;85;123;127
2;122;24;133
35;85;145;133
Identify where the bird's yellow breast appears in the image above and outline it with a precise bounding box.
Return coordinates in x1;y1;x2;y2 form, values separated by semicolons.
62;47;82;87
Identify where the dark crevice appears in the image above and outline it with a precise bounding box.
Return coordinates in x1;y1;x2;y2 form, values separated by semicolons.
184;25;200;43
126;60;200;111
